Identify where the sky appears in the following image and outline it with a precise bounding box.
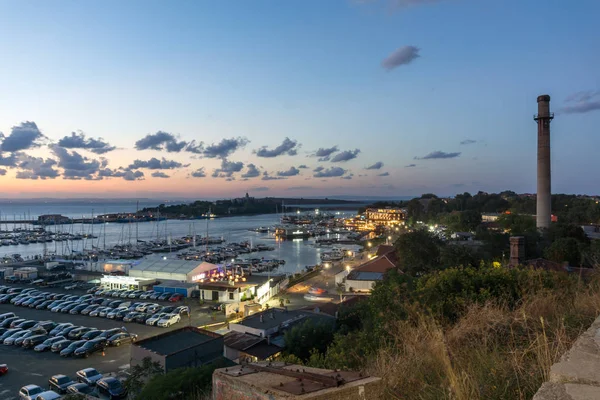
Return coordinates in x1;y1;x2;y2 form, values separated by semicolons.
0;0;598;199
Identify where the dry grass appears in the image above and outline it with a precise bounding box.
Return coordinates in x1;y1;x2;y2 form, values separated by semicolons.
366;285;600;400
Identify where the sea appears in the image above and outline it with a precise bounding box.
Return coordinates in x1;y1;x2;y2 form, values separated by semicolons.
0;199;375;274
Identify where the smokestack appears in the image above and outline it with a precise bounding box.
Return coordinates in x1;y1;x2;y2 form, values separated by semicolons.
534;95;554;230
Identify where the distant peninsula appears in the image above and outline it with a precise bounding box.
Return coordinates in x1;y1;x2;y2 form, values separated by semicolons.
139;195;362;218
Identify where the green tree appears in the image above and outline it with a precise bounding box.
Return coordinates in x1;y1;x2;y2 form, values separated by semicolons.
137;362;226;400
393;230;442;276
440;244;481;269
284;319;334;362
336;282;345;302
544;237;583;266
125;357;163;398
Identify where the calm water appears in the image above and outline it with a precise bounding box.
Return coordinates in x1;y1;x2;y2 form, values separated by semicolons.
0;200;361;274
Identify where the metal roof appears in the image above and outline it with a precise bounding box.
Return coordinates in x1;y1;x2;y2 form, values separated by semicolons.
347;271;384;281
130;259;217;275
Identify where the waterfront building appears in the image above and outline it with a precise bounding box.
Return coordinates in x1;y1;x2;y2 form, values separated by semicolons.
342;245;400;293
129;259;219;283
198;274;285;305
100;275;156;290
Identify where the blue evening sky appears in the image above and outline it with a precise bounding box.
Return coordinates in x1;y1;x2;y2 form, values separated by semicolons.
0;0;598;198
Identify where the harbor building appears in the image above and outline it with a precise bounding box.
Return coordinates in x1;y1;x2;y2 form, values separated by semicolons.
129;259;219;283
100;275;156;290
198;274;285;305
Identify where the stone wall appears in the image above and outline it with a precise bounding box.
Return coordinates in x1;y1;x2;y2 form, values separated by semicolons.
533;315;600;399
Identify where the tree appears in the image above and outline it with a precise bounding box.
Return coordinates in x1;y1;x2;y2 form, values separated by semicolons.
137;362;227;400
124;357;163;398
394;230;442;276
284;319;335;362
544;237;583;266
336;282;345;302
440;245;481;269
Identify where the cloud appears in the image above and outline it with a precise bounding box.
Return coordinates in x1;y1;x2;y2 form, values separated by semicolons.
212;159;244;178
249;186;269;192
49;146;103;180
255;137;299;158
277;166;300;177
128;157;185;170
313;167;346;178
313;166;324;173
0;169;6;176
341;173;354;180
262;171;286;181
241;163;261;178
151;171;170;178
414;151;461;160
57;131;116;154
460;139;476;145
135;131;189;153
191;168;206;178
203;137;248;159
287;185;313;190
331;149;360;162
561;90;600;114
98;168;145;181
1;121;45;152
0;152;18;167
313;146;339;161
365;161;384;170
405;163;417;168
297;164;309;169
16;155;59;180
377;172;390;176
382;46;420;70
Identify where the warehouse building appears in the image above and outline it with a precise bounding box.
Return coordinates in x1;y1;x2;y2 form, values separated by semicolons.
129;259;218;283
130;326;225;373
100;275;156;290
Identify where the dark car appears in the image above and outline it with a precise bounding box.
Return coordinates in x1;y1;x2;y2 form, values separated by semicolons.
0;312;16;321
122;312;141;322
29;298;46;308
81;329;104;340
33;321;57;332
51;339;72;353
107;332;138;347
0;328;22;341
22;334;49;349
60;303;79;313
48;374;76;394
60;326;81;337
158;293;171;301
73;338;107;358
68;327;95;340
96;377;127;399
69;304;89;315
15;330;46;347
134;313;151;324
97;327;126;339
49;323;74;336
36;300;53;310
34;335;66;352
15;320;37;330
67;382;96;396
81;305;100;315
1;317;20;328
9;319;26;328
108;300;123;308
76;367;103;385
60;340;86;357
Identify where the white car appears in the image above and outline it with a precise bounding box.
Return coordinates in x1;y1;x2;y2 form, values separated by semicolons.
145;313;168;326
19;384;44;400
157;314;181;327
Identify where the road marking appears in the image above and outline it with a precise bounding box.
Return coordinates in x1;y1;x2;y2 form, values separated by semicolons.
0;389;11;395
119;364;130;369
30;373;43;376
103;359;117;363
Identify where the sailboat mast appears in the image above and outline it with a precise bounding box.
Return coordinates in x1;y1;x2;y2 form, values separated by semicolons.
135;201;139;245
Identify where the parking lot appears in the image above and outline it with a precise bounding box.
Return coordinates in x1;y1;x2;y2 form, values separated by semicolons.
0;284;226;399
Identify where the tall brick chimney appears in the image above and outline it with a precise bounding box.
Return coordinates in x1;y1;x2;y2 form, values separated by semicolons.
509;236;525;266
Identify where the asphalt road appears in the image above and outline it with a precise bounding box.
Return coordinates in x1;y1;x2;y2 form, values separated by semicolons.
0;288;226;399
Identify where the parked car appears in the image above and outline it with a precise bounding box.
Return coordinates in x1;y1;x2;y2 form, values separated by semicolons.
49;323;74;336
4;330;31;346
34;391;61;400
146;304;163;314
107;307;128;319
50;339;72;353
1;317;20;328
15;320;37;330
146;313;168;326
90;307;109;317
80;304;100;315
60;340;86;357
139;291;154;299
0;328;22;341
18;384;44;400
123;312;141;322
69;304;90;315
168;293;184;302
35;300;53;310
0;363;7;375
81;330;104;340
66;382;96;396
134;313;151;324
15;330;45;347
157;313;180;327
74;338;107;358
174;306;190;316
68;327;95;340
34;336;65;352
76;367;103;385
98;327;126;339
96;377;127;399
48;374;76;394
33;321;56;332
22;334;49;349
107;332;138;346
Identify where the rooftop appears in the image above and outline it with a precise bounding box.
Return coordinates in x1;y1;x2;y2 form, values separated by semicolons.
130;259;217;275
223;331;264;351
354;254;398;274
242;342;283;359
235;308;334;331
134;326;221;356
